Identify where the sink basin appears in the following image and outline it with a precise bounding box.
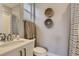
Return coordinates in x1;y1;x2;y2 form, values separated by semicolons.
0;39;26;48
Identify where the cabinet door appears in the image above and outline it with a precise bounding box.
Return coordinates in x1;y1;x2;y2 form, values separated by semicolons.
22;41;34;56
2;40;35;56
2;49;18;56
2;47;23;56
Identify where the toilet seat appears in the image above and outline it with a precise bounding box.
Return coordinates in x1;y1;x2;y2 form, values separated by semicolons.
33;47;47;56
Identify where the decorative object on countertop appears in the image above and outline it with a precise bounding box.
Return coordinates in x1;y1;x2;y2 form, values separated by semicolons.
44;8;54;18
44;18;54;28
16;33;20;40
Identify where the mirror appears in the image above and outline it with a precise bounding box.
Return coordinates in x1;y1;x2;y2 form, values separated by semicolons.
0;3;35;38
0;4;19;34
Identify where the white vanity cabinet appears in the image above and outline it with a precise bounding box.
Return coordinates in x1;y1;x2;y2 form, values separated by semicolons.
17;41;34;56
1;39;35;56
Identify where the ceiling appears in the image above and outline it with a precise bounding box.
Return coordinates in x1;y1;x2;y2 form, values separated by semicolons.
2;3;19;8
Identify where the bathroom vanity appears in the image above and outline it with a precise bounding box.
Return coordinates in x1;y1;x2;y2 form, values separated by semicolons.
0;38;35;56
0;4;35;56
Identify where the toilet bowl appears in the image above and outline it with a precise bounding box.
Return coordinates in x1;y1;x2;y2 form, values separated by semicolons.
33;47;47;56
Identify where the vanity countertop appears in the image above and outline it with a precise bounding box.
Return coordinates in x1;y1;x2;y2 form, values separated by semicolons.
0;38;35;55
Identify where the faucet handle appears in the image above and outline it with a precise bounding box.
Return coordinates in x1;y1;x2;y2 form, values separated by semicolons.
7;34;11;41
3;33;7;42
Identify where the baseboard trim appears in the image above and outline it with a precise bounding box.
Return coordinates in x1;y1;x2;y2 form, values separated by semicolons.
47;52;58;56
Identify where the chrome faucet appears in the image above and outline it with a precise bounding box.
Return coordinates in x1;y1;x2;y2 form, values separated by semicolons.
0;33;13;42
0;33;18;42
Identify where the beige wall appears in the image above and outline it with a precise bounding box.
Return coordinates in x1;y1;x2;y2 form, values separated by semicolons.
35;3;71;56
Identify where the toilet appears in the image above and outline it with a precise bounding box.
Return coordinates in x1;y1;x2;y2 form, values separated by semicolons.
33;47;47;56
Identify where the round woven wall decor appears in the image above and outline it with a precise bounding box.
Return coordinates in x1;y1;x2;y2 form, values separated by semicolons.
44;8;54;17
44;18;54;28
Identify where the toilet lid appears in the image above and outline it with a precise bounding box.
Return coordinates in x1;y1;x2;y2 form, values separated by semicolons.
33;47;47;53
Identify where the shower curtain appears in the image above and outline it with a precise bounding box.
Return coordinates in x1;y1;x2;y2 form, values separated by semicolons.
69;3;79;56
